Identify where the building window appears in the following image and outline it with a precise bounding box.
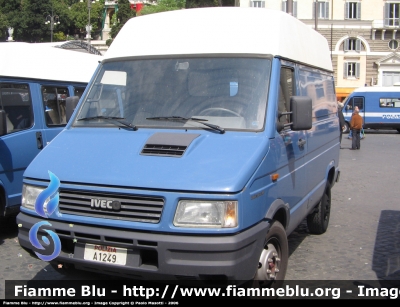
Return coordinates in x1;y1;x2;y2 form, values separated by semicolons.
344;62;360;78
313;1;329;19
282;1;298;17
250;1;265;8
389;39;399;50
384;2;400;26
344;38;361;52
345;2;361;19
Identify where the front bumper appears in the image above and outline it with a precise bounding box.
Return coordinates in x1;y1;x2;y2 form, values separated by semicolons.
17;212;270;281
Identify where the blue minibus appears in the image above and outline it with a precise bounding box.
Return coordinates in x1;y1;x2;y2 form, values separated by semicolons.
0;42;101;222
342;86;400;133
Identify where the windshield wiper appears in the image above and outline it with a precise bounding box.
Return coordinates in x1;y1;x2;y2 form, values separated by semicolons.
77;116;137;131
146;116;225;134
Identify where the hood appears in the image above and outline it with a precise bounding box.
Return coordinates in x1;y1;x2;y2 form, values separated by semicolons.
25;128;268;193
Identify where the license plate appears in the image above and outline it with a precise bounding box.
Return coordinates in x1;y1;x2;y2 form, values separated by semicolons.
83;244;127;265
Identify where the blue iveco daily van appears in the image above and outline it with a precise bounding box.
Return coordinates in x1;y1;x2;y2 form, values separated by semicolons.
342;86;400;133
17;8;340;287
0;43;101;222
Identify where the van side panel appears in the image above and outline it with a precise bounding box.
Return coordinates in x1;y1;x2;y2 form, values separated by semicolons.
299;66;339;226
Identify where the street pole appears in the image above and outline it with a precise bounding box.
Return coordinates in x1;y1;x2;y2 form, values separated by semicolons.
287;0;293;16
87;0;91;45
45;6;60;43
315;1;319;31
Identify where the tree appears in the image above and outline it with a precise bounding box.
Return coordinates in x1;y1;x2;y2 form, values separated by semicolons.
0;12;8;39
138;0;185;16
185;0;218;8
16;0;53;42
0;0;25;41
0;0;105;42
68;0;104;40
109;0;135;39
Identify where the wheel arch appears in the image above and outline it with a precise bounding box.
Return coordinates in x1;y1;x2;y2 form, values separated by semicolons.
265;199;290;230
327;165;336;187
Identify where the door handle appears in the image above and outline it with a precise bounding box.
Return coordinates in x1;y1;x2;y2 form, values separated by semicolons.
298;138;306;147
36;131;43;149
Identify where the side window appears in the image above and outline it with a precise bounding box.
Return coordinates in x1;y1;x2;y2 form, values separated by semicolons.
380;98;400;107
353;97;364;110
74;87;87;98
278;67;294;128
42;86;69;126
0;83;33;134
346;98;353;110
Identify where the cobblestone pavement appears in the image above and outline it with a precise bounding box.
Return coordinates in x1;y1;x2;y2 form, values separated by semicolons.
1;131;399;299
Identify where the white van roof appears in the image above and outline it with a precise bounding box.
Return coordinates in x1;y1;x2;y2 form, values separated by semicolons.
105;7;333;71
0;42;101;83
352;86;400;93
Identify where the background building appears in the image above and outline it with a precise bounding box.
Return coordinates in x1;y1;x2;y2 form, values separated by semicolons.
239;0;400;100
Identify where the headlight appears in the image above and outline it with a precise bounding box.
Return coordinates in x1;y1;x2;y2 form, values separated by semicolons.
22;184;47;211
173;200;238;228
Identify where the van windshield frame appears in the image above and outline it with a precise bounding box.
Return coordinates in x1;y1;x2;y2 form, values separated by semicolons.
73;56;272;132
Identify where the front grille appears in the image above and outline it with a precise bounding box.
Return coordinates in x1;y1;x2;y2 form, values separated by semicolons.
58;190;164;223
141;144;187;157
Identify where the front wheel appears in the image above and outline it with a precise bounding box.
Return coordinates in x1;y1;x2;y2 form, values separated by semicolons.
343;122;350;134
307;182;331;234
246;220;288;292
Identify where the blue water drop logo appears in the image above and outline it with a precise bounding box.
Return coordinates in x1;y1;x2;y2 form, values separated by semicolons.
28;171;62;261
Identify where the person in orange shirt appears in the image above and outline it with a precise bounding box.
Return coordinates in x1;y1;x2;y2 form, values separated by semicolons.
350;108;363;150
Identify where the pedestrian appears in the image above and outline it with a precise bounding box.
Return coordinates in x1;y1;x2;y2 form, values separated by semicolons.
349;107;363;150
337;102;345;148
347;106;363;140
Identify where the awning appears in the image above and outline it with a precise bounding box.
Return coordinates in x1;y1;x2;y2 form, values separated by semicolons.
335;87;356;96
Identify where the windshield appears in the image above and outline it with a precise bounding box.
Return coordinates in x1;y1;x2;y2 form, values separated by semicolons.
74;57;271;131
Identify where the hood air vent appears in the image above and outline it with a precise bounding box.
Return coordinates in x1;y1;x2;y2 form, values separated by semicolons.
141;132;200;157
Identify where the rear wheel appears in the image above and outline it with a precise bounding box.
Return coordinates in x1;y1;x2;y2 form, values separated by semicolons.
307;182;331;234
245;220;288;293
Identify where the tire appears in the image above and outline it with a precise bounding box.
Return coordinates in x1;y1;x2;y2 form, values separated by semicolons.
397;129;400;133
307;182;331;235
343;122;350;134
246;220;288;293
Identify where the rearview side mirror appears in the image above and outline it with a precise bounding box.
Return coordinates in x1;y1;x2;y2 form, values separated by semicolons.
66;96;80;122
291;96;312;131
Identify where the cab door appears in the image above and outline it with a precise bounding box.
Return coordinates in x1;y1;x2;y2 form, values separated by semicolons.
274;64;307;232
